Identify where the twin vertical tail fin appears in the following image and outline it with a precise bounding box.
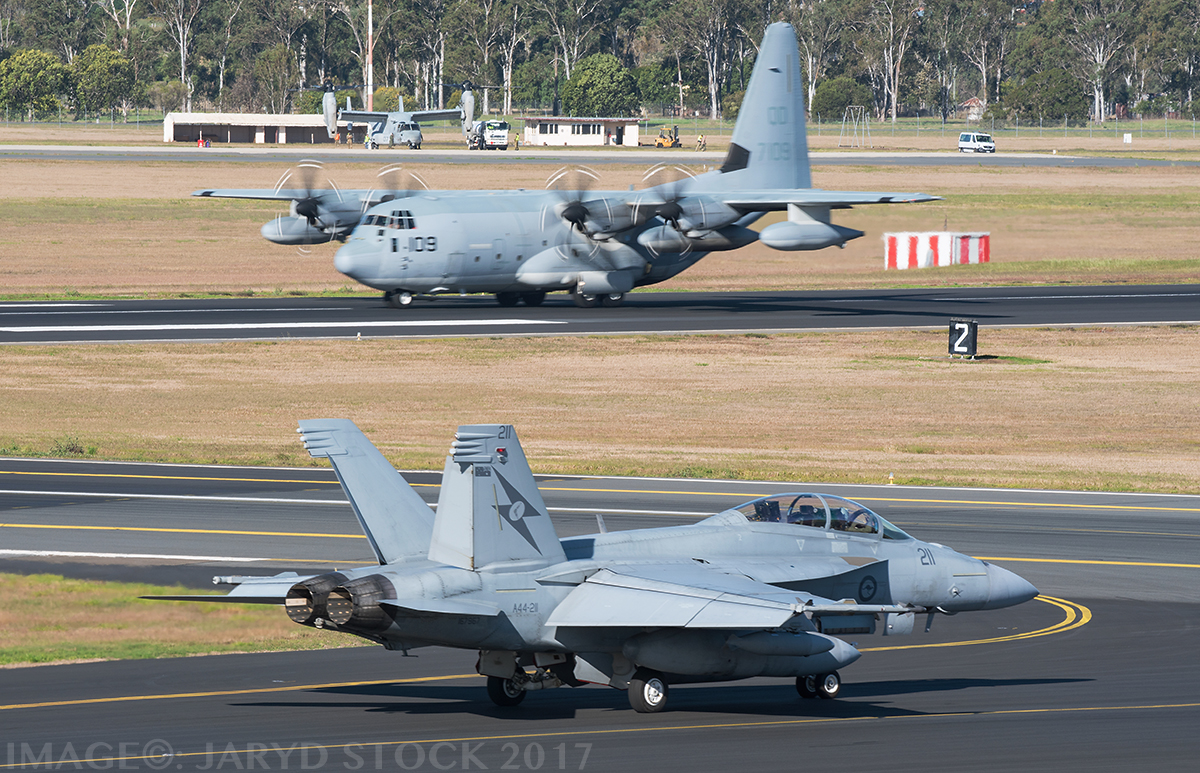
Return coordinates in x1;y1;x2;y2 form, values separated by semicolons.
428;424;566;571
718;22;811;192
297;419;435;565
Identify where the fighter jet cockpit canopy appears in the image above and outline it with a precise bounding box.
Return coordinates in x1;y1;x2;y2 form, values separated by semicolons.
729;493;912;540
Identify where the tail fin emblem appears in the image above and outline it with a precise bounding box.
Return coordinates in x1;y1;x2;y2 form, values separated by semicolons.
494;469;542;553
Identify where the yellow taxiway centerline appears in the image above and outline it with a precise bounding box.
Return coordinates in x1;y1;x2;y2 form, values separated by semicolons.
0;596;1089;713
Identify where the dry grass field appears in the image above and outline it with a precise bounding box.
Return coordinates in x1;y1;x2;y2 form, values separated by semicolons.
2;327;1196;492
0;572;360;666
1;156;1198;297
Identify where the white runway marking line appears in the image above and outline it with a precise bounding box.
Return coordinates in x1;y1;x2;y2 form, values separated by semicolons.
0;549;266;561
0;306;353;317
0;319;567;333
0;489;338;504
0;303;110;308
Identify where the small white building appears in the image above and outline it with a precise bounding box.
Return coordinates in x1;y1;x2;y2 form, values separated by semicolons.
522;116;640;147
163;112;333;144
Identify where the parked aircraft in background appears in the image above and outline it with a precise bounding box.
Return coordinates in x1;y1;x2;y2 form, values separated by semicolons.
340;89;473;150
148;420;1038;713
194;24;937;308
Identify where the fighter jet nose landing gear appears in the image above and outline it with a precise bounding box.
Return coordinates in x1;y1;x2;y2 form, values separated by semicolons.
628;668;669;713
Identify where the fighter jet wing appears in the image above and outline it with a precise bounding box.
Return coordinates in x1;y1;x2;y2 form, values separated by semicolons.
547;566;917;629
141;572;312;604
409;108;463;123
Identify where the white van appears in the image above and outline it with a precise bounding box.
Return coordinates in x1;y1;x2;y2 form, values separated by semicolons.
958;132;996;153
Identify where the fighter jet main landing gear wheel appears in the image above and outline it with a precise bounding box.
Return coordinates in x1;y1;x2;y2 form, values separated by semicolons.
600;293;624;307
628;668;669;713
495;292;520;307
571;289;599;308
385;290;414;309
520;291;546;307
486;675;527;707
796;671;840;699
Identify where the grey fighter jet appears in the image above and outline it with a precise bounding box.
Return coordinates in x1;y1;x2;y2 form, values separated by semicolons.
192;23;937;309
148;420;1038;713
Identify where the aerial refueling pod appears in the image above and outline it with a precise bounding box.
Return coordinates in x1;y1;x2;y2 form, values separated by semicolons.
758;221;864;251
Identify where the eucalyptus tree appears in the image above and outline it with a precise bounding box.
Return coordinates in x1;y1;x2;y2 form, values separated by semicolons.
962;0;1015;108
495;0;529;114
1059;0;1133;121
915;0;965;118
530;0;609;77
790;0;851;116
328;0;402;105
150;0;206;110
677;0;734;119
862;0;922;124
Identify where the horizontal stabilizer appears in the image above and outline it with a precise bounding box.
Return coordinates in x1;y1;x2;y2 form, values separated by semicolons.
298;419;435;565
142;572;312;605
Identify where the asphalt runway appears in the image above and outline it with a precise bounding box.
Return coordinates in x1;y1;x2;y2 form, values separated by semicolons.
2;285;1197;345
2;459;1198;770
4;143;1198;167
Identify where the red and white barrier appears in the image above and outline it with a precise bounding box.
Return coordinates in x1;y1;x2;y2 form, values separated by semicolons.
884;232;990;269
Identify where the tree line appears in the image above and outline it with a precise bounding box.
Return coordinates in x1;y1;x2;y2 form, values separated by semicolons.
0;0;1194;123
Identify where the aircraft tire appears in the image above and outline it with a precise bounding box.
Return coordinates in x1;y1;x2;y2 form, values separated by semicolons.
600;293;624;308
496;292;520;307
628;669;669;713
795;675;819;699
571;289;599;308
486;675;526;707
386;291;414;309
520;291;546;307
816;671;841;700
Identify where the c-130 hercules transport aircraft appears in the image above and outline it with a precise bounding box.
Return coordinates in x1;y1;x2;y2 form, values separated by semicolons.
193;23;937;309
148;420;1038;713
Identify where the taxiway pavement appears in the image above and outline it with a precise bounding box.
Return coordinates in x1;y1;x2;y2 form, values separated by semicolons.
2;459;1198;770
2;285;1197;345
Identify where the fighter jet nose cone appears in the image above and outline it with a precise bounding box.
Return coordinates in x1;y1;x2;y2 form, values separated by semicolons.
984;563;1039;609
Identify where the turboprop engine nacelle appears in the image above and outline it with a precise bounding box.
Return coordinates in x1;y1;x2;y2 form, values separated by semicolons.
758;220;864;251
637;224;759;254
262;216;333;245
